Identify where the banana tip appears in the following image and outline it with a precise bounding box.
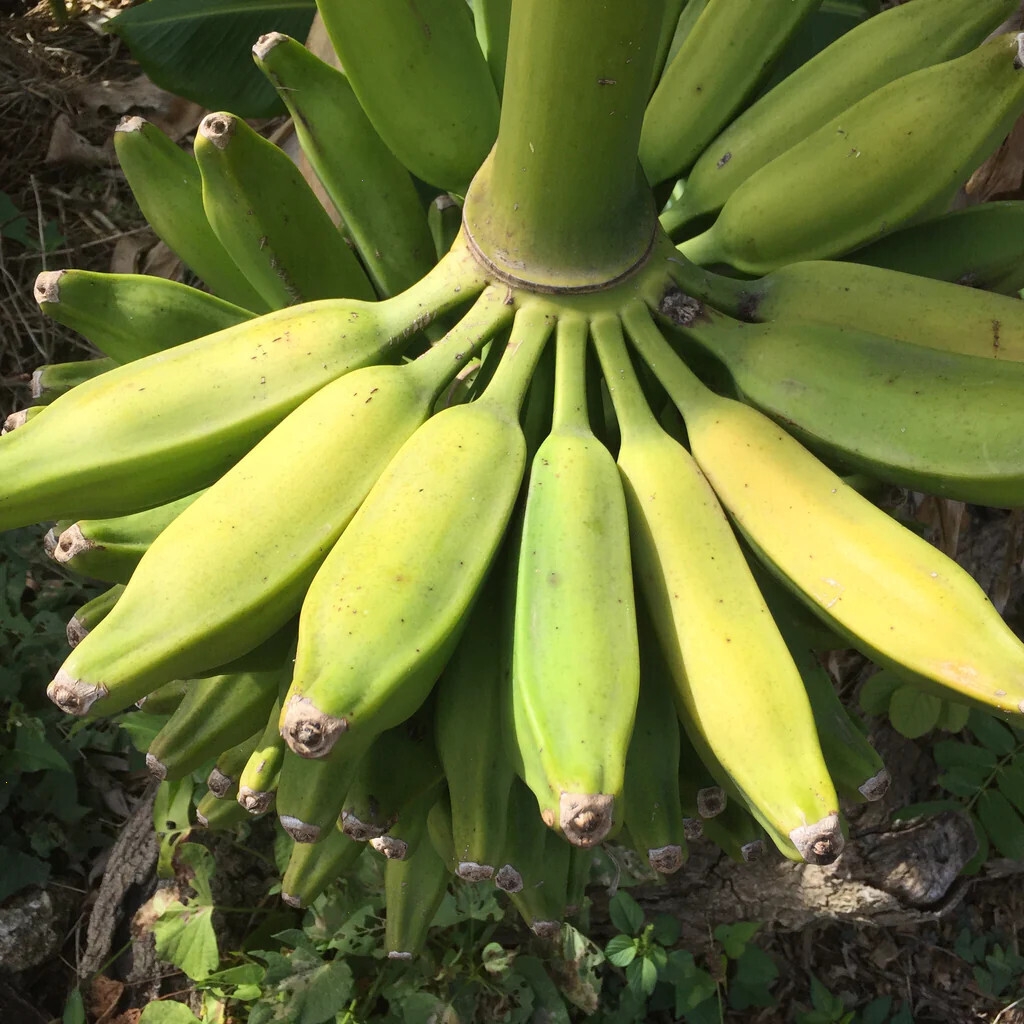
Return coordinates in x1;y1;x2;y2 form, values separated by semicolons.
370;835;408;860
559;793;614;847
340;812;386;842
741;840;766;863
531;921;562;939
387;951;414;961
789;812;844;865
281;696;347;758
54;523;95;564
114;114;147;134
858;768;891;802
195;810;209;827
252;32;286;60
237;787;274;815
494;864;523;893
66;617;88;648
456;862;494;882
145;753;167;781
696;786;727;819
1015;33;1024;71
279;815;321;844
658;286;706;327
280;892;303;909
683;817;704;840
33;269;63;305
206;767;233;798
648;844;685;875
199;112;237;149
47;670;107;716
29;369;44;400
42;528;58;559
2;409;29;434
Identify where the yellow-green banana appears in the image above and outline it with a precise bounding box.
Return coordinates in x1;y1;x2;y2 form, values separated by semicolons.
195;787;254;830
849;200;1024;295
656;289;1024;507
511;316;638;848
594;310;841;864
668;256;1024;361
426;790;458;875
640;0;823;185
195;112;374;307
113;116;268;312
473;0;512;95
0;242;482;531
34;269;254;363
280;304;555;763
207;729;264;799
252;33;435;299
665;0;1018;230
623;298;1024;719
237;698;286;816
316;0;500;193
679;33;1024;273
52;491;204;584
46;286;508;719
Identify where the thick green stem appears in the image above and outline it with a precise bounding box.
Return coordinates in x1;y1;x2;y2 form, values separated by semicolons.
463;0;667;292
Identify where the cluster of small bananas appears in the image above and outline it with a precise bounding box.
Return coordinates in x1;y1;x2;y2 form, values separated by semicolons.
7;0;1024;958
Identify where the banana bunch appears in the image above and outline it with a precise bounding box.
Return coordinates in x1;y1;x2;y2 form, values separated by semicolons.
11;0;1024;958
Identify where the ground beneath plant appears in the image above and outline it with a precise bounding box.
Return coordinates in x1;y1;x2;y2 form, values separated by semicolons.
4;3;1024;1022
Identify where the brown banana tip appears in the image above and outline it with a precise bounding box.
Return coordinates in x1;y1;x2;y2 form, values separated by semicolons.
858;768;891;802
42;528;58;559
195;810;209;827
789;812;844;865
206;768;233;798
340;812;385;841
237;787;274;815
199;112;237;149
29;369;44;399
114;114;147;133
741;840;766;863
145;753;167;781
456;862;495;882
66;618;88;648
697;786;727;819
281;697;347;758
3;409;29;434
433;194;457;212
494;864;523;893
54;524;95;563
370;835;408;860
682;818;704;841
279;815;321;844
252;32;285;60
47;670;107;716
1017;699;1024;714
280;892;303;909
387;951;414;961
531;920;562;939
1015;33;1024;71
33;269;64;305
559;793;614;847
648;844;685;875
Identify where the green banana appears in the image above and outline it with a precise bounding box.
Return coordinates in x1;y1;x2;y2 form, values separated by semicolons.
136;679;188;715
701;798;767;863
434;569;516;881
429;197;463;264
679;33;1024;274
51;491;204;584
370;781;445;861
655;290;1024;507
511;316;638;848
252;33;435;299
664;0;1018;230
280;303;555;763
316;0;500;193
640;0;823;185
426;789;458;875
383;795;450;960
66;584;123;647
145;633;292;782
594;310;842;864
677;725;727;823
195;786;254;830
195;112;375;306
565;846;593;917
33;269;254;363
276;745;370;844
473;0;512;95
622;620;688;875
503;779;571;938
0;241;483;531
237;698;286;815
113;116;269;312
340;709;443;842
46;286;508;719
280;824;364;908
668;256;1024;360
31;359;117;405
650;0;689;91
664;0;709;69
207;729;264;798
623;298;1024;719
2;407;43;435
848;200;1024;294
